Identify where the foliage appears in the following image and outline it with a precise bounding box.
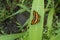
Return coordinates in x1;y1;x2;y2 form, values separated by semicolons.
0;0;60;40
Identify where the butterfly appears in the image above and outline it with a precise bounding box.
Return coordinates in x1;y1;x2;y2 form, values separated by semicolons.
31;10;40;25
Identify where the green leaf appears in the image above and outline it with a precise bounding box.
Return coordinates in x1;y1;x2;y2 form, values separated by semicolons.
0;32;26;40
28;0;44;40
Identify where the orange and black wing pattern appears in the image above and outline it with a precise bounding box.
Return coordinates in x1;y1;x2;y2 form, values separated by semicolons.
31;10;40;25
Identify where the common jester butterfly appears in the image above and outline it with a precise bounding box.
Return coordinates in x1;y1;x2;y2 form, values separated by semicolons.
31;10;40;25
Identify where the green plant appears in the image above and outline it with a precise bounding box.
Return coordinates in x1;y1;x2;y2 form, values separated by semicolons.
0;0;60;40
